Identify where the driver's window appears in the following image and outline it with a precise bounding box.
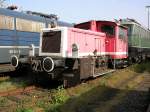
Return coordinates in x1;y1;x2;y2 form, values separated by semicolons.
101;25;115;36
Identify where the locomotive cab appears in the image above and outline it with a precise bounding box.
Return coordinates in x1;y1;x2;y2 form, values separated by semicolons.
97;21;128;68
75;20;128;68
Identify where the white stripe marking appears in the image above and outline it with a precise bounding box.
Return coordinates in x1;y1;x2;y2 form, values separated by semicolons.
0;46;39;49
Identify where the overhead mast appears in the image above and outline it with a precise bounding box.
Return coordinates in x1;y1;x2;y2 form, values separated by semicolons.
146;6;150;30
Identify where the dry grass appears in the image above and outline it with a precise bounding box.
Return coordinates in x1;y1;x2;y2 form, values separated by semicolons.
0;64;149;112
59;67;148;112
0;76;34;93
66;67;145;95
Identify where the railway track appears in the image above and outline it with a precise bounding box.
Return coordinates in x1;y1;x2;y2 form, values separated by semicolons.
0;85;36;97
0;64;15;73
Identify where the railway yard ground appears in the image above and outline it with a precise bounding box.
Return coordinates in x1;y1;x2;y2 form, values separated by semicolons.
0;62;150;112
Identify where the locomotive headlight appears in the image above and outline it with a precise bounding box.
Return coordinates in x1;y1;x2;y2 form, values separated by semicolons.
42;57;54;72
11;55;19;68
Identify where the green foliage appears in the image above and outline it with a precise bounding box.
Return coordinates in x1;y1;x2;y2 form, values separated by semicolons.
45;104;60;112
0;97;8;106
44;86;69;112
133;62;150;73
36;100;46;108
99;78;107;86
35;86;68;112
134;64;146;73
16;108;33;112
51;86;69;104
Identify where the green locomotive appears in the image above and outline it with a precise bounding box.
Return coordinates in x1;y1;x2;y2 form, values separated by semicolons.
120;18;150;62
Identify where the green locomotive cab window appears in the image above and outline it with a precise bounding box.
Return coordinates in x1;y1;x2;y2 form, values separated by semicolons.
123;24;132;36
119;27;126;40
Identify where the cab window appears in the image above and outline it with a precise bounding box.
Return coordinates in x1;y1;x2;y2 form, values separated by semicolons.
101;25;115;35
119;27;126;40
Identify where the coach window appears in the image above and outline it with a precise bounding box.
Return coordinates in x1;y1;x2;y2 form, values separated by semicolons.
32;22;45;32
124;24;132;36
0;15;14;30
16;18;45;32
101;25;115;36
119;27;126;40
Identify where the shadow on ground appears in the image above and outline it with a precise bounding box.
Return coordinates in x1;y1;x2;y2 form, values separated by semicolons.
57;85;149;112
2;70;63;89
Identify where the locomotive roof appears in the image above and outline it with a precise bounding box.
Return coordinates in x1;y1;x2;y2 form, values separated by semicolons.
0;7;73;27
96;20;127;28
120;18;150;32
75;20;127;29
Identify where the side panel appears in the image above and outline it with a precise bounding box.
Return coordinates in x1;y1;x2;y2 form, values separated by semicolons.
0;29;40;63
67;28;106;57
80;58;94;79
0;47;39;63
115;26;128;59
39;27;106;58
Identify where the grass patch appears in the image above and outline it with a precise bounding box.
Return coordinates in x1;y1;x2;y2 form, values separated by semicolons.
16;108;33;112
48;86;69;112
51;86;69;104
133;62;150;73
33;86;69;112
0;97;9;107
0;77;34;92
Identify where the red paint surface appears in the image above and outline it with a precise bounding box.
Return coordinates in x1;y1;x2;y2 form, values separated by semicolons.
75;20;128;59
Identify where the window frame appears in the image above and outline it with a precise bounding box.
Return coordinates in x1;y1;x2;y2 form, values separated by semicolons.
16;18;45;32
0;15;14;30
100;24;115;36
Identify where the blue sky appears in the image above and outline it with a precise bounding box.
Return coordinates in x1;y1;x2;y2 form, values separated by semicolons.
7;0;150;27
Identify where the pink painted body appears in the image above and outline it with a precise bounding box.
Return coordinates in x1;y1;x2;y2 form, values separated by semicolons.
66;27;106;57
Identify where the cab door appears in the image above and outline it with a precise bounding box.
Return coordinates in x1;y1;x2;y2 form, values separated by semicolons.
94;38;101;54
